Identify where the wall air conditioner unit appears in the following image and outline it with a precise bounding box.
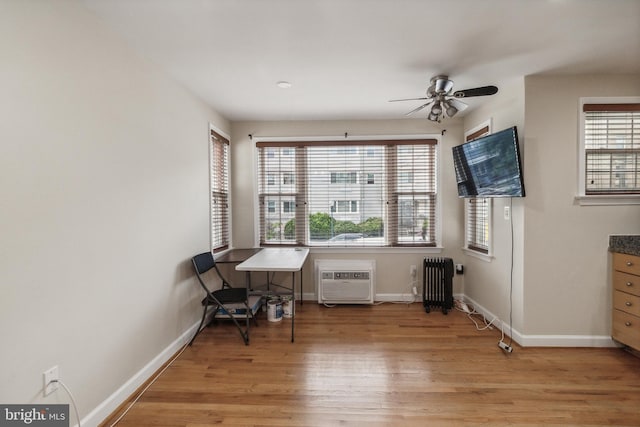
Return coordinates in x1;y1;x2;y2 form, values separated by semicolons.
315;259;375;304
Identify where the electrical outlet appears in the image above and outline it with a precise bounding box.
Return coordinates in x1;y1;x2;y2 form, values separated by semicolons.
410;265;417;278
504;206;510;220
43;366;59;396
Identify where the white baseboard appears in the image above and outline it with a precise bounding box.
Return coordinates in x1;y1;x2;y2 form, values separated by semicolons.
82;319;201;427
458;294;618;348
375;293;419;303
307;292;617;348
517;334;619;347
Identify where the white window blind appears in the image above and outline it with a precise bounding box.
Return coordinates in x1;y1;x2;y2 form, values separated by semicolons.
465;125;490;254
210;130;229;252
467;198;489;253
583;103;640;195
257;139;438;247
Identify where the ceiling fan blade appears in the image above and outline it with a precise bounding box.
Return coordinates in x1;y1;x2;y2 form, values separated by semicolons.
453;85;498;98
405;101;434;116
389;97;430;102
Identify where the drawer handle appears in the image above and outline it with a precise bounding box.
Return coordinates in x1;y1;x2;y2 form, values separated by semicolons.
626;282;633;287
625;301;633;306
625;321;632;327
626;261;634;267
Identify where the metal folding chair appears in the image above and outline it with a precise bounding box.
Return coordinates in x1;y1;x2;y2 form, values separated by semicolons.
190;252;257;345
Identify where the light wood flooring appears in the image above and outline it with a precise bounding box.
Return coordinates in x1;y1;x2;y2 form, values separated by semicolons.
102;302;640;426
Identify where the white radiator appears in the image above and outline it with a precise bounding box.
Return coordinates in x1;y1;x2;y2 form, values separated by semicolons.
315;259;375;304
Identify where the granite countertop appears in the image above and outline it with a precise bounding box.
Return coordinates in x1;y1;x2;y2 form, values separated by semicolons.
609;235;640;257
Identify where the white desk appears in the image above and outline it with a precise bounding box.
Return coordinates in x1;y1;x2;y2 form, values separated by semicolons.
235;247;309;272
236;248;309;342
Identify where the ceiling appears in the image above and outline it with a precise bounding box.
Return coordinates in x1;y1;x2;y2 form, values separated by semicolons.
82;0;640;122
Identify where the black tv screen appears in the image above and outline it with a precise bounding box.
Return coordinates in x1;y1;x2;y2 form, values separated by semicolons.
452;126;525;198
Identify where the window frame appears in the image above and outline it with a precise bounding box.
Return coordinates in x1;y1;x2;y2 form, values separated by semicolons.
209;127;231;253
463;121;493;260
252;135;443;252
577;97;640;206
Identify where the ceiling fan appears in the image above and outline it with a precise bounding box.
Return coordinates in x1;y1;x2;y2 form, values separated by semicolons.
389;75;498;122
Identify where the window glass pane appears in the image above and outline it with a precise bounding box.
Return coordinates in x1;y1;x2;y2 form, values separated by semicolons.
210;131;229;251
584;107;640;195
307;145;385;246
257;140;437;247
467;198;489;253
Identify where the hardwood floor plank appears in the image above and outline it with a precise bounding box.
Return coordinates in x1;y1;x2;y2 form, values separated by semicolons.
102;303;640;426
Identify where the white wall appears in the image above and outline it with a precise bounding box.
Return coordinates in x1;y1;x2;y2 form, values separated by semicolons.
0;1;228;424
522;75;640;341
230;119;467;299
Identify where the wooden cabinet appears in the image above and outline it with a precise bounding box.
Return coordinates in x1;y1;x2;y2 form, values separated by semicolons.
612;252;640;350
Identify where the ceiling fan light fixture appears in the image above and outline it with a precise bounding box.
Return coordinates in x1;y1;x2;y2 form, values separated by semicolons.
427;111;440;122
444;100;458;117
431;101;442;116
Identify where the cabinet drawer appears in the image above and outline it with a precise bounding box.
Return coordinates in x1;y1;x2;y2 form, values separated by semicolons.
613;290;640;317
613;252;640;276
612;310;640;349
613;271;640;297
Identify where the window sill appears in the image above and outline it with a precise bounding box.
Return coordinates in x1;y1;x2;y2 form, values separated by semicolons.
310;246;444;255
462;248;493;262
575;195;640;206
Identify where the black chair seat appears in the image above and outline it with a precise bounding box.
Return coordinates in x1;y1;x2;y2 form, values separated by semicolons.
202;287;247;305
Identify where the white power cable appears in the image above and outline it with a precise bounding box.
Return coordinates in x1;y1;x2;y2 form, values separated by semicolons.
454;299;498;331
51;379;81;427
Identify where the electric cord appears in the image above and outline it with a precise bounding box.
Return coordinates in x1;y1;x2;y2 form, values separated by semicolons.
50;379;81;427
373;278;417;305
454;299;497;331
507;197;514;349
108;341;190;426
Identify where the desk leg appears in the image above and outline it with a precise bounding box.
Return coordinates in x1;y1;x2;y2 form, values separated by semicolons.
245;271;252;343
299;267;303;306
291;271;295;343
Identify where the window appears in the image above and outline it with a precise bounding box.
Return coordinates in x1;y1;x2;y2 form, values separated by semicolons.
466;198;490;253
331;172;357;184
210;129;230;252
366;173;375;184
283;200;295;213
257;138;438;247
334;200;358;213
464;123;491;256
581;100;640;198
283;172;295;185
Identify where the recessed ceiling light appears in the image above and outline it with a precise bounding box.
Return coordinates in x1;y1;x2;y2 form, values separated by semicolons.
276;81;292;89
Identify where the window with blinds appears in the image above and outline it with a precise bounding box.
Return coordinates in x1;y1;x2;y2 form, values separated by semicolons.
256;138;438;247
464;124;491;254
210;130;229;252
583;103;640;195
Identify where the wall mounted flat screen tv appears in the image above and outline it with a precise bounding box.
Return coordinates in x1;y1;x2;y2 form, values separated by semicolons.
452;126;525;198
